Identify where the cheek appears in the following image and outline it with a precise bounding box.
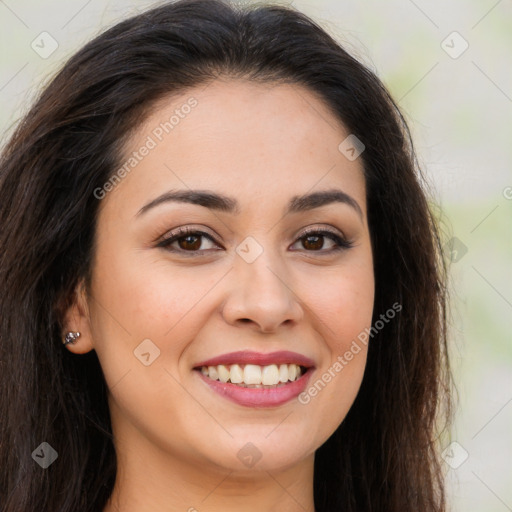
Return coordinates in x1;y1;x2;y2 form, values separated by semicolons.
87;251;211;441
302;260;375;345
92;245;217;341
295;257;373;423
309;274;372;381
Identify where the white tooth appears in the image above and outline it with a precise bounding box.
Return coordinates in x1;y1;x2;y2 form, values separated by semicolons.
261;364;280;385
201;366;208;376
208;366;218;380
278;364;289;383
243;364;262;384
288;364;297;381
217;364;230;383
230;364;243;384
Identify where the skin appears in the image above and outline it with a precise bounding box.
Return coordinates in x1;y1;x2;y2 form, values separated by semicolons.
63;78;375;512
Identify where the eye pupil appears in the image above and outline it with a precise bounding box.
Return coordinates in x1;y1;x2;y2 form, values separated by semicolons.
179;235;201;250
303;234;323;250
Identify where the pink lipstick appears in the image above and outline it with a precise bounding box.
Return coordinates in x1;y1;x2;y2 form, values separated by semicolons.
193;350;315;408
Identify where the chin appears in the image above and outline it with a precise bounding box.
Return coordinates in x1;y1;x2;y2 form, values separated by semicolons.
201;433;315;474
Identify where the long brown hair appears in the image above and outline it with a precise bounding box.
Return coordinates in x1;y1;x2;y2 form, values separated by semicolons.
0;1;453;510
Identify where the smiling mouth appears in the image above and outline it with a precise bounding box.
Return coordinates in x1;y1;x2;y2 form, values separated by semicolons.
194;363;308;388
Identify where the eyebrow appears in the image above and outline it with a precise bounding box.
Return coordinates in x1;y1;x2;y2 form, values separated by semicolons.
136;188;363;220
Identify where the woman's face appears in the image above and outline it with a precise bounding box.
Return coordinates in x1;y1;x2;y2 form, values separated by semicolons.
69;79;374;474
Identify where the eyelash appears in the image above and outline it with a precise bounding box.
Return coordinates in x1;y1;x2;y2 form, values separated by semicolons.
156;226;354;256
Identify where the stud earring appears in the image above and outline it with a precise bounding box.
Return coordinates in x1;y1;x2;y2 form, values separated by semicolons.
63;331;81;345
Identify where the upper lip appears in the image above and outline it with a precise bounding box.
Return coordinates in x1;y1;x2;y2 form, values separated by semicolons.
194;350;315;369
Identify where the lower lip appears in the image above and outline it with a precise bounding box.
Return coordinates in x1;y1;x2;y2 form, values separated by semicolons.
195;368;314;408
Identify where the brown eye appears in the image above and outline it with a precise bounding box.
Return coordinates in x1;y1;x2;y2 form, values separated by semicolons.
176;234;202;251
157;226;353;257
301;233;326;251
157;228;219;254
292;229;354;253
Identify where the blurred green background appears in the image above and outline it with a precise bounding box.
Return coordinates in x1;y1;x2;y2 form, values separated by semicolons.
1;1;511;510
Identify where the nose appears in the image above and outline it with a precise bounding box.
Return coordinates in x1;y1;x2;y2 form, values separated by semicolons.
221;248;304;333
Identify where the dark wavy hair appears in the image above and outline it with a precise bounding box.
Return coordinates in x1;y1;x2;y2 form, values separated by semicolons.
0;0;453;510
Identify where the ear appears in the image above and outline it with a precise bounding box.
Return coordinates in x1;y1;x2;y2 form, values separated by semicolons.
60;279;95;354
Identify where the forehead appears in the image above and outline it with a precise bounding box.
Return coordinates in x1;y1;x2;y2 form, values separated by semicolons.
101;78;366;218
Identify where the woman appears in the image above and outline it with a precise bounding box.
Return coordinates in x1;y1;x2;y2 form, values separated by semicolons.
0;0;453;510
